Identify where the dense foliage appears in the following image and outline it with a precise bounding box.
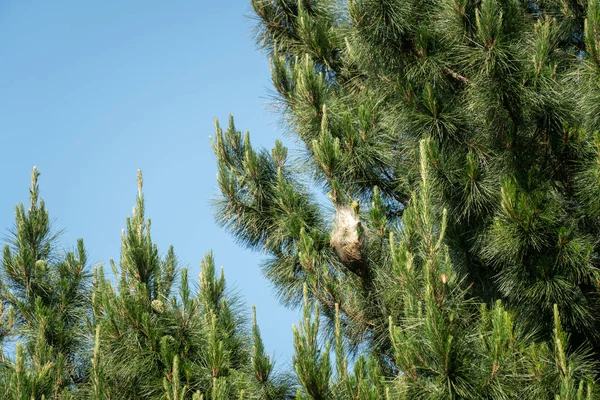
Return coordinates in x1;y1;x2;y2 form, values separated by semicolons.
0;170;292;399
211;0;600;397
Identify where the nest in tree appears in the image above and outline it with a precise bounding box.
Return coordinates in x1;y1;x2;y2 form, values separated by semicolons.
330;205;366;276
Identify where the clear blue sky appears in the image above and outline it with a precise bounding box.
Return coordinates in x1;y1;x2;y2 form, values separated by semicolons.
0;1;298;366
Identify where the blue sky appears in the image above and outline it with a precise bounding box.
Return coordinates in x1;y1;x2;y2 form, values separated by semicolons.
0;1;298;365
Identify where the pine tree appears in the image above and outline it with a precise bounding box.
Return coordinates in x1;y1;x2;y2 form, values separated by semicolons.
213;0;600;395
0;168;293;399
0;167;91;398
88;170;292;399
287;142;596;398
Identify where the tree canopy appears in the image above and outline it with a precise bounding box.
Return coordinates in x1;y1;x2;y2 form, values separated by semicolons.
212;0;600;397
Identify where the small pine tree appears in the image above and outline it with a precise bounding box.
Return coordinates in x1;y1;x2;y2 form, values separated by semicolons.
89;170;293;399
0;167;91;398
